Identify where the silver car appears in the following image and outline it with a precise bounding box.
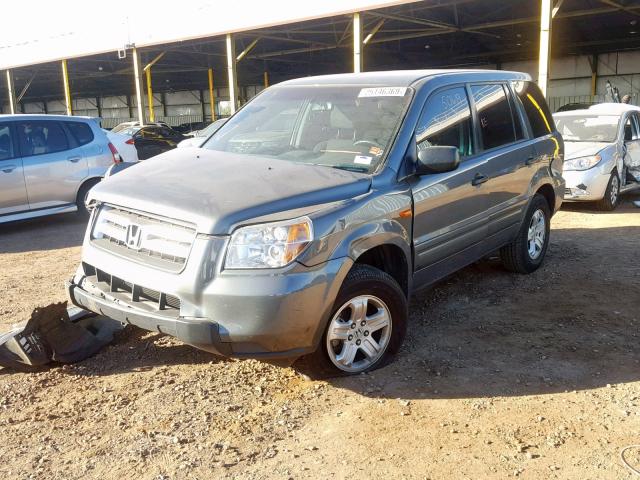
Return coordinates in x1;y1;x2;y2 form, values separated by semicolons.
0;114;122;223
554;103;640;210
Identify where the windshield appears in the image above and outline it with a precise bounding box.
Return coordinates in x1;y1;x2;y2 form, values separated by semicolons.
197;118;227;137
202;85;413;173
554;114;620;142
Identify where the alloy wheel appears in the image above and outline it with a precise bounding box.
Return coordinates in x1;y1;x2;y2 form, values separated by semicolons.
326;295;392;373
527;209;546;260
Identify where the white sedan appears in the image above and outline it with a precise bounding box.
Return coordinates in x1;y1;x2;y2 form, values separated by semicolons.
554;103;640;210
103;129;139;163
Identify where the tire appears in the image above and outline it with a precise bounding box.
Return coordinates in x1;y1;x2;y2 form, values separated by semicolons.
595;171;620;211
297;264;407;379
76;179;101;218
500;193;551;274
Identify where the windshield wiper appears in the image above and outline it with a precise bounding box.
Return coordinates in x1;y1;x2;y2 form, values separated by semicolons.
316;163;370;173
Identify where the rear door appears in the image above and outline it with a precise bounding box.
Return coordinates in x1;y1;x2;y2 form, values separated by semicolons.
0;121;29;215
18;120;89;210
470;83;535;237
411;85;489;274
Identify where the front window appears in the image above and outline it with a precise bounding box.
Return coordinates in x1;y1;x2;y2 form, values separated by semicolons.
554;114;620;143
202;85;413;173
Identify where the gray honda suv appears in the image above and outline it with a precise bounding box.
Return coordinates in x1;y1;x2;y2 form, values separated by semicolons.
67;70;564;376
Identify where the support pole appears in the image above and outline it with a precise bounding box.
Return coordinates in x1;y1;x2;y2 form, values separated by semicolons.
353;12;363;73
264;71;269;88
590;54;598;96
62;60;73;115
208;68;216;121
538;0;553;97
145;68;155;122
132;47;145;125
5;70;17;114
226;34;238;114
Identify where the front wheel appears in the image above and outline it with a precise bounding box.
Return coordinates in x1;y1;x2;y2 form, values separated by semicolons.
595;171;620;211
500;193;551;274
297;265;407;378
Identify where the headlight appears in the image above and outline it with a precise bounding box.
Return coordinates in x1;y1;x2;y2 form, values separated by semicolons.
225;217;313;269
563;155;601;171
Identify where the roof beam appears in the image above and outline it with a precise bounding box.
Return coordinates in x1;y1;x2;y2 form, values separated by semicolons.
598;0;640;18
552;0;565;18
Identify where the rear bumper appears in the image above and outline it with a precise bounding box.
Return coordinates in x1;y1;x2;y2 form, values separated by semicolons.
67;255;352;359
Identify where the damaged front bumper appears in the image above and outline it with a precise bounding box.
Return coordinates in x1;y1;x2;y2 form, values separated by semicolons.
67;254;352;360
563;168;611;201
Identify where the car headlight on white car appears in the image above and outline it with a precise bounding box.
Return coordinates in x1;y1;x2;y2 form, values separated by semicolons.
225;216;313;269
563;154;601;171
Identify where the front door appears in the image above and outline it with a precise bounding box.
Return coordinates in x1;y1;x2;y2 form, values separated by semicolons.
18;120;88;210
624;112;640;181
411;85;489;279
0;122;28;215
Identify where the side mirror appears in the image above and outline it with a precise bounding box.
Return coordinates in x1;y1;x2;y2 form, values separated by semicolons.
416;146;460;175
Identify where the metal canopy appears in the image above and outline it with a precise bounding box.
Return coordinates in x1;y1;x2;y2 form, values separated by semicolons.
3;0;640;105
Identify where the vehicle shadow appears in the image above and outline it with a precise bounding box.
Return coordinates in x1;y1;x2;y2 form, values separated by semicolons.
0;213;87;253
328;224;640;400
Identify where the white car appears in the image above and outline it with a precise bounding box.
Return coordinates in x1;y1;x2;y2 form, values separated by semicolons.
103;129;139;163
177;118;228;148
554;103;640;210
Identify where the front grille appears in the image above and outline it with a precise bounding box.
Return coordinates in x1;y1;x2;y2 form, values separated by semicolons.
564;188;572;196
91;204;196;273
84;263;181;312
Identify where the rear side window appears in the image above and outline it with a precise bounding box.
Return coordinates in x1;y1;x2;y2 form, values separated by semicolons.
65;121;94;146
471;84;516;150
513;81;554;138
416;86;474;158
0;123;16;161
17;121;69;156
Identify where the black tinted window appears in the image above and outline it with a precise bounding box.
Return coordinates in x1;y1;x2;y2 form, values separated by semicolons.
416;86;474;157
65;121;94;146
17;121;69;156
0;123;16;161
513;81;554;138
471;84;516;150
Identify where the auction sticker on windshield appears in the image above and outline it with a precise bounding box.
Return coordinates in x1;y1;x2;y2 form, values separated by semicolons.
358;87;408;97
354;155;373;165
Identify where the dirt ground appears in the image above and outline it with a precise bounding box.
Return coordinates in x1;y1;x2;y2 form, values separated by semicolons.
1;196;640;480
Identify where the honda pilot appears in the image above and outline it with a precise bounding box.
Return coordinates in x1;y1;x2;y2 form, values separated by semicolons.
67;70;564;376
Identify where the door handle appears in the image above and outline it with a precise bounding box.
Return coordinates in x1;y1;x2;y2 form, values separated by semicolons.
67;156;81;163
525;155;535;166
471;173;489;186
1;164;16;173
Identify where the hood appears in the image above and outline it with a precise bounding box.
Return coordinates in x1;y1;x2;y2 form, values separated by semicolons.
563;141;610;160
90;148;371;235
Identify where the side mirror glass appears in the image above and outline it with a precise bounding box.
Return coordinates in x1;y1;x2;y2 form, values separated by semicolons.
416;146;460;175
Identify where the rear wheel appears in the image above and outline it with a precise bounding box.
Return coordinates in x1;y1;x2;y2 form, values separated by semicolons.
500;193;551;274
595;171;620;211
76;179;100;218
297;264;407;378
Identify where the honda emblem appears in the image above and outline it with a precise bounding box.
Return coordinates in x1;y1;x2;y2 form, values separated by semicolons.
125;224;143;250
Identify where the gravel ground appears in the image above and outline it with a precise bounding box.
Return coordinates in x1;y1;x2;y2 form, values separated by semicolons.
1;197;639;479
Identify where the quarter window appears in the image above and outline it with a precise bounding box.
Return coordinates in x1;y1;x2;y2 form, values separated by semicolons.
0;123;16;161
17;121;69;156
471;84;516;150
513;81;554;138
416;86;474;158
65;121;94;146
